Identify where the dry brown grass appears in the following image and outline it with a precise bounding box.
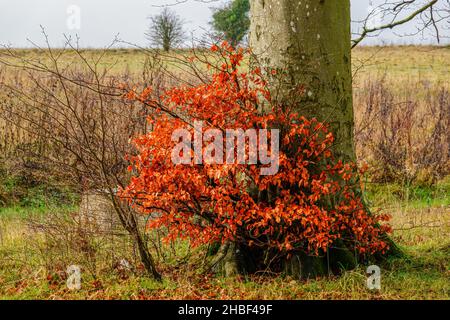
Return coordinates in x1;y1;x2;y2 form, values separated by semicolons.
1;46;448;185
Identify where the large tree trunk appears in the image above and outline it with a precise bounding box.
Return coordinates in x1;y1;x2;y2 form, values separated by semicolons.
250;0;354;162
247;0;401;279
249;0;357;278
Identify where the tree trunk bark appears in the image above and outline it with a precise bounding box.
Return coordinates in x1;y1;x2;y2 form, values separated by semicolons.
209;241;258;277
250;0;355;162
206;1;400;279
249;0;357;278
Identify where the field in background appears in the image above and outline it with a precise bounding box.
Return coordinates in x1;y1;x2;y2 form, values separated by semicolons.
4;45;450;76
0;46;449;299
353;46;450;81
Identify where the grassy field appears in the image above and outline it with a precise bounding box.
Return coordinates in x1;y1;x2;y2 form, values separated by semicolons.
0;46;449;300
353;46;450;82
0;180;448;300
3;45;450;79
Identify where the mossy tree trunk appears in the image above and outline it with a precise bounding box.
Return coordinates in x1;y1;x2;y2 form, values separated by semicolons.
250;0;354;162
247;0;357;278
215;1;399;279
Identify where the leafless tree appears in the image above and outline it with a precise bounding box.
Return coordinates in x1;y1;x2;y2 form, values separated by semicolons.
145;7;185;51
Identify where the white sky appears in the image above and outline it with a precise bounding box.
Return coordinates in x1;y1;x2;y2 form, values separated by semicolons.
0;0;448;48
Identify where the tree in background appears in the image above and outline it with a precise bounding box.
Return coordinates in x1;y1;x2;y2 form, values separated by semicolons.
211;0;250;47
146;7;185;51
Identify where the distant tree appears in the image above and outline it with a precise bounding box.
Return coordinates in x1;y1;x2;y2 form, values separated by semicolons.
146;7;185;51
211;0;250;47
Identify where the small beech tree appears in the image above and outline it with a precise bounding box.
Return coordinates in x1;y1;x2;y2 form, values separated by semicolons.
119;43;391;278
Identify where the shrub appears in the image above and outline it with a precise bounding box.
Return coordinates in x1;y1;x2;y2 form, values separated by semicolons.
119;43;390;262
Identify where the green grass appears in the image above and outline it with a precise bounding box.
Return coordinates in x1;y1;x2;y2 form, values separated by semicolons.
0;181;448;300
364;177;450;209
1;248;447;300
0;205;76;219
0;166;79;209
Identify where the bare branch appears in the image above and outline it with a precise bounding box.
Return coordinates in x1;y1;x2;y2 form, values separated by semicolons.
352;0;449;48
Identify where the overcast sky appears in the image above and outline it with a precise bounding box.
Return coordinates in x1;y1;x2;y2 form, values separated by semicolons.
0;0;448;48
